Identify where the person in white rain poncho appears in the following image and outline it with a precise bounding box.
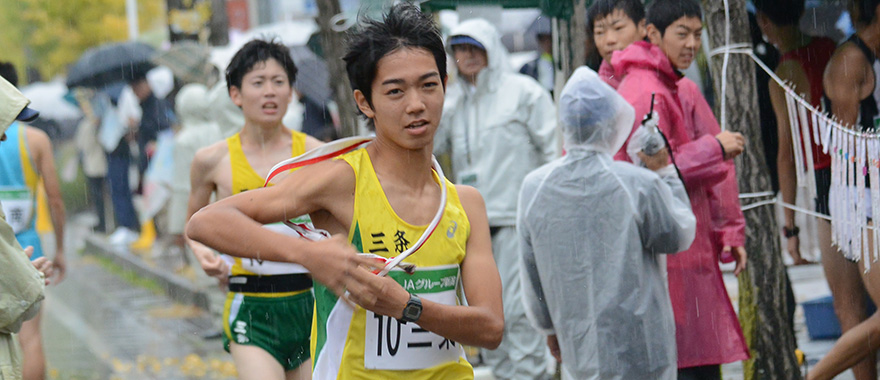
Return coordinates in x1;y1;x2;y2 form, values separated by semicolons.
169;84;222;243
517;67;696;380
435;18;559;380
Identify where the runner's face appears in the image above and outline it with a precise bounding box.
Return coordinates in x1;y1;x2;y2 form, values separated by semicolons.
356;47;445;150
592;10;646;62
649;16;702;70
229;58;293;127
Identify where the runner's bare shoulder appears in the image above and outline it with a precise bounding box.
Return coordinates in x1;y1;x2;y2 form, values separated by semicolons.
824;43;872;100
190;139;231;188
454;185;487;220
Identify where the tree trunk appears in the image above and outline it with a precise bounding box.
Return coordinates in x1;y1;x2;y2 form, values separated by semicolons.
701;0;801;378
208;0;229;46
316;0;359;138
552;0;587;97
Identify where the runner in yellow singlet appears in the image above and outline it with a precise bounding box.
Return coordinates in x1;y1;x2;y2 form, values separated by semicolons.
186;40;323;380
187;4;503;379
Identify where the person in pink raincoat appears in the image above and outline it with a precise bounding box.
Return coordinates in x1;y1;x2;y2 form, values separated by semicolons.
611;0;749;377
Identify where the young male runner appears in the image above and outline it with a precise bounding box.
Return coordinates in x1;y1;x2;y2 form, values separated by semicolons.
186;39;323;380
808;0;880;378
187;3;504;379
0;63;66;380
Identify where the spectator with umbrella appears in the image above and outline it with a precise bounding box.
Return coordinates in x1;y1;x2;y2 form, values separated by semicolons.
67;41;156;246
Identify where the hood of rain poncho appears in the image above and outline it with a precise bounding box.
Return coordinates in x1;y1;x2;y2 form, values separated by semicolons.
175;84;212;125
559;66;635;154
447;18;510;92
0;76;31;134
208;79;245;138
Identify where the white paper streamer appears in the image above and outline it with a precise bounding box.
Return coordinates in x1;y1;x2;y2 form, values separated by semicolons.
798;99;818;201
786;91;807;188
871;139;880;261
857;136;866;268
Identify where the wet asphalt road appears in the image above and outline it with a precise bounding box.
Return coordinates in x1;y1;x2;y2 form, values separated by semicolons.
41;215;236;380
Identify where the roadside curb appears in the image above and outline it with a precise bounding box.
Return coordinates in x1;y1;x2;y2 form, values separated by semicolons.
83;234;211;310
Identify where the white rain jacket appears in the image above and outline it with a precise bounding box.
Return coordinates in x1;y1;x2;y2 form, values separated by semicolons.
170;84;223;234
435;19;559;227
517;67;696;380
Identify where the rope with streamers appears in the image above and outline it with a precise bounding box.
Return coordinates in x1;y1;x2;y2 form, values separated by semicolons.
712;40;880;264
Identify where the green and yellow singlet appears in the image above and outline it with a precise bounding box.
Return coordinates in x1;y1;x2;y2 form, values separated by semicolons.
310;148;473;379
224;130;310;293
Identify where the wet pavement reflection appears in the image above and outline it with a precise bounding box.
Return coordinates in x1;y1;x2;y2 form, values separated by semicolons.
42;215;235;380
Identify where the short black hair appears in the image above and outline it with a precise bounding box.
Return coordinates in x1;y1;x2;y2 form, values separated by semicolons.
753;0;804;26
647;0;702;35
854;0;880;25
225;39;298;94
587;0;646;37
0;62;18;87
343;2;446;108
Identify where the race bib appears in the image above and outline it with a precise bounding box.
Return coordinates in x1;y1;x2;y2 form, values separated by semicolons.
0;188;34;234
364;265;464;370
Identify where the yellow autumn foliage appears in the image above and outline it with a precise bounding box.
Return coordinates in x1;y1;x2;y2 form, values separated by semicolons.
0;0;165;83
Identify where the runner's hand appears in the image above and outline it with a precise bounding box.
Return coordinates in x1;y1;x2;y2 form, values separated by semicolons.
547;335;562;363
302;235;382;298
52;252;67;284
203;255;229;282
344;266;410;319
723;246;747;276
31;257;54;286
786;236;811;265
716;131;745;160
189;240;228;279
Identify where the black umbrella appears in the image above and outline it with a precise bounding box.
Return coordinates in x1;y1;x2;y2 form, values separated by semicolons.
289;45;331;104
66;42;156;88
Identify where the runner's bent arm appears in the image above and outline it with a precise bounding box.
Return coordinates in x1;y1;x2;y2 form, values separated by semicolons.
186;159;378;295
771;60;811;261
344;185;504;349
185;145;227;277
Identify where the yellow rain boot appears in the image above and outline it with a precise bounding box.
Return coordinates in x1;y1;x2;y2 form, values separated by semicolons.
131;219;156;250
